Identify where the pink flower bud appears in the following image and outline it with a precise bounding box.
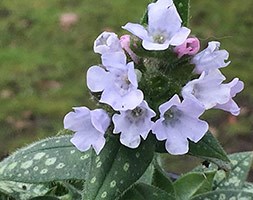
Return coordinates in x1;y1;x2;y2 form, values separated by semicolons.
174;37;200;58
120;35;139;63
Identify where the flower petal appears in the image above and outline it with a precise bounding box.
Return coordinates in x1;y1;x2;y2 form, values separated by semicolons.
91;109;111;133
169;27;191;46
178;114;208;143
113;101;155;148
159;94;181;115
101;52;127;69
192;41;230;74
86;66;109;92
214;78;244;115
122;23;149;40
64;107;90;132
182;70;231;109
64;107;109;154
127;62;138;87
148;0;181;34
165;128;189;155
94;31;122;54
142;40;170;50
101;88;143;111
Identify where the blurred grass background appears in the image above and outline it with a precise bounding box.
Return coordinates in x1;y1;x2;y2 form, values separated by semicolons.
0;0;252;177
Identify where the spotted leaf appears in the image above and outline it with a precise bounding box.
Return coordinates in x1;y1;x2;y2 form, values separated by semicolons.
191;190;253;200
83;135;155;200
0;181;49;200
0;135;91;183
214;151;253;190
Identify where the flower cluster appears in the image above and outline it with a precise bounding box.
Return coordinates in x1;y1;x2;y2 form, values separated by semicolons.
64;0;243;155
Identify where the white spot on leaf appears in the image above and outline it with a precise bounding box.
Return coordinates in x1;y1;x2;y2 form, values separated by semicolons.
56;163;65;169
7;162;18;171
33;152;46;160
101;191;107;198
90;177;96;183
96;161;102;168
40;169;48;174
123;163;130;172
45;157;57;166
21;160;33;169
80;154;89;160
110;180;116;188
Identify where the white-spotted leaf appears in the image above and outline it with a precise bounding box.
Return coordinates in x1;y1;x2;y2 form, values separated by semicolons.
214;151;253;190
0;135;91;183
0;181;49;200
191;190;253;200
83;135;155;200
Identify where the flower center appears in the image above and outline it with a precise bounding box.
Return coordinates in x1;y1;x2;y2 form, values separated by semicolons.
126;106;146;124
114;71;131;95
98;34;110;46
163;106;182;127
153;34;166;44
131;107;145;118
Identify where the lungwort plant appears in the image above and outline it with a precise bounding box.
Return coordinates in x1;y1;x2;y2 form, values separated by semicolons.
0;0;252;199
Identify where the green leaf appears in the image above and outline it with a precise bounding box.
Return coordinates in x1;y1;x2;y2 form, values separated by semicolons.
191;190;253;200
29;197;60;200
0;180;49;200
83;135;155;200
174;0;190;26
188;132;231;171
174;171;216;200
60;181;82;200
214;151;253;190
0;135;91;183
120;183;175;200
152;160;175;196
137;163;154;185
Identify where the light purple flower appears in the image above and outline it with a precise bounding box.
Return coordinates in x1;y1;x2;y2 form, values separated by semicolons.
192;41;230;74
87;61;143;111
214;78;244;116
112;101;156;148
182;70;232;109
122;0;190;50
174;37;200;58
93;31;123;55
152;95;208;155
64;107;110;155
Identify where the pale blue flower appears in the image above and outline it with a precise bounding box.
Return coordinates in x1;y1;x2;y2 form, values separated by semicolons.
87;60;143;111
94;31;123;55
122;0;190;50
192;41;230;74
112;101;156;148
152;95;208;155
214;78;244;116
64;107;110;154
182;70;232;109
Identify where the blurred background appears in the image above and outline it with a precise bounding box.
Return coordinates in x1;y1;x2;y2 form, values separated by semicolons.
0;0;252;179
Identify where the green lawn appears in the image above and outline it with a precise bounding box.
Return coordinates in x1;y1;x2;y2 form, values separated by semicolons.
0;0;252;168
